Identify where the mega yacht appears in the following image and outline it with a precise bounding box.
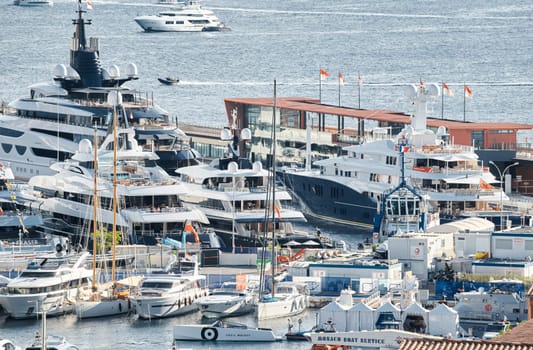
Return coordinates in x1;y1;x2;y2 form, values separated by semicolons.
176;127;313;248
27;108;209;246
0;3;199;181
0;250;92;319
134;1;228;32
280;83;504;230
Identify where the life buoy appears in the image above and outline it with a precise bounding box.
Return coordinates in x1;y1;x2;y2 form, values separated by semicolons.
201;327;218;341
484;304;492;312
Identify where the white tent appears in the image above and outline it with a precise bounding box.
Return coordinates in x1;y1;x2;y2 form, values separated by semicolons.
319;301;350;332
347;301;376;331
402;303;429;334
376;301;401;319
428;303;460;337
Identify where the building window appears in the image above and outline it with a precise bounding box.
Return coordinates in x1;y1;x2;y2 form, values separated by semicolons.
495;239;512;250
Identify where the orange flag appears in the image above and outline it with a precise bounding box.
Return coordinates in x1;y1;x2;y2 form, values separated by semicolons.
442;82;453;96
339;72;345;86
464;85;473;98
320;69;329;81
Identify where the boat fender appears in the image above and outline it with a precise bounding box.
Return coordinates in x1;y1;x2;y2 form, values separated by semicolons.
178;299;181;308
485;304;492;312
201;327;218;341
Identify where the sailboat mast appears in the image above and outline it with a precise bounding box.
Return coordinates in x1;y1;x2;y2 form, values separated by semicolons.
92;126;98;290
270;79;277;298
111;108;117;286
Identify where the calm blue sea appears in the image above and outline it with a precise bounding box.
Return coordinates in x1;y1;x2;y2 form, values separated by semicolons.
0;0;532;347
0;0;532;128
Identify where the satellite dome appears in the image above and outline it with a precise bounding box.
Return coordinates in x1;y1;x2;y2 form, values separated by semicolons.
403;84;417;98
78;139;93;154
426;83;440;97
228;161;239;173
240;128;252;141
125;63;138;77
53;64;67;78
65;66;80;80
107;64;120;78
220;128;232;141
252;161;262;172
436;126;448;137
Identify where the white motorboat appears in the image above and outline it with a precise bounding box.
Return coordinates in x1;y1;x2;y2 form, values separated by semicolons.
129;258;208;319
257;281;308;321
280;83;504;230
13;0;53;6
0;3;200;181
134;1;228;32
173;320;281;342
0;250;92;319
195;281;255;319
25;334;79;350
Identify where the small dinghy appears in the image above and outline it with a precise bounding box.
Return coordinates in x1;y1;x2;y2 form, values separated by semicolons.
158;77;180;85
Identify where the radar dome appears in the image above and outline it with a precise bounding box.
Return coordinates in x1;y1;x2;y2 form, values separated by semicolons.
403;84;417;98
436;126;448;137
78;139;93;154
252;161;263;172
107;65;120;78
220;128;233;141
125;63;138;77
53;64;67;78
65;66;80;80
426;83;440;97
240;128;252;141
228;161;239;173
107;90;123;106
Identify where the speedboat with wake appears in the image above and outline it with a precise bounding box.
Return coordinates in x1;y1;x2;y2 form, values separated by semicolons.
0;2;200;180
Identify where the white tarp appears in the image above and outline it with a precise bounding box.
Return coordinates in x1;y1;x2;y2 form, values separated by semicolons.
428;303;459;337
347;301;375;331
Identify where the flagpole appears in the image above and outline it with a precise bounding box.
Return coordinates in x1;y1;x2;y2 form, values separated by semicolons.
463;82;466;122
338;72;341;107
358;72;361;109
319;70;322;103
441;81;444;119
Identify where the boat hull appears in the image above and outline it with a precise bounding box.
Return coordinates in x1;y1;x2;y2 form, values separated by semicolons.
196;295;255;319
75;298;132;319
257;294;307;320
130;287;207;319
173;324;279;342
279;170;377;230
0;291;74;319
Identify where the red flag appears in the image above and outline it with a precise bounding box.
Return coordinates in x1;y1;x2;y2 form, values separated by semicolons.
442;82;453;96
419;80;425;89
86;0;93;9
320;69;329;81
358;73;363;87
464;85;473;98
339;72;345;86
